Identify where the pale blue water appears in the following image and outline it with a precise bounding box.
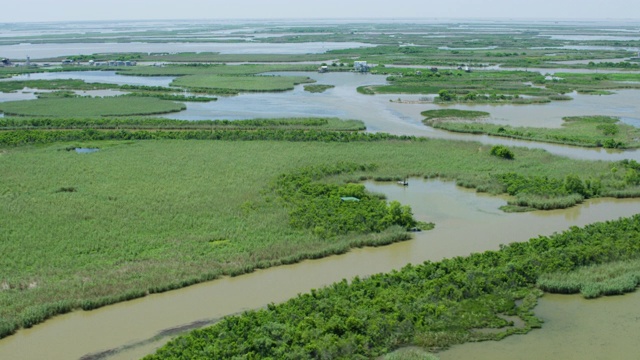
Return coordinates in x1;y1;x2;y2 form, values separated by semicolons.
5;71;176;87
74;148;99;153
2;70;640;161
620;117;640;127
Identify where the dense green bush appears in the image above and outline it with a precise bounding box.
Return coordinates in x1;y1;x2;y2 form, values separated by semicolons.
489;145;514;160
146;215;640;360
0;117;363;130
496;172;602;210
0;129;421;146
274;163;417;237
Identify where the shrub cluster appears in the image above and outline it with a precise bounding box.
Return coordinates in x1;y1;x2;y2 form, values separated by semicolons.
497;172;601;210
0;129;422;147
274;163;417;237
489;145;514;160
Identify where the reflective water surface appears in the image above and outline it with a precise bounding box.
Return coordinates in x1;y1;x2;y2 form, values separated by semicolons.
4;71;176;87
2;70;639;161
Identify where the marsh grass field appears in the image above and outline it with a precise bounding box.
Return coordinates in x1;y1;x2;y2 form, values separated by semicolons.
170;74;314;92
360;68;640;103
117;64;318;77
538;259;640;298
425;114;640;149
0;117;366;131
1;136;632;337
0;79;114;93
420;109;489;121
0;96;186;117
303;84;335;93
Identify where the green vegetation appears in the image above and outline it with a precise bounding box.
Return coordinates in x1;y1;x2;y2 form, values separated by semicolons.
0;96;186;117
123;92;216;102
2;21;640;359
145;215;640;359
33;90;78;99
0;117;365;131
424;115;640;149
2;135;636;338
360;68;640;104
0;66;105;79
329;44;632;69
546;72;640;94
171;74;314;93
275;163;418;238
0;79;216;102
2;22;637;73
538;259;640;299
117;64;317;77
586;61;640;70
0;79;114;93
496;172;600;211
0;128;416;147
421;109;489;121
384;348;440;360
363;70;556;98
303;84;335;93
490;145;515;160
134;52;337;63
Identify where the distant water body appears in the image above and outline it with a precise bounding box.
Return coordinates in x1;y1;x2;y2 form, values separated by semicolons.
0;42;374;59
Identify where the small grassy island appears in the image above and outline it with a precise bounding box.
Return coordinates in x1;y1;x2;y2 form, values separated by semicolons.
171;74;315;94
424;114;640;149
303;84;335;93
0;96;186;117
421;109;490;121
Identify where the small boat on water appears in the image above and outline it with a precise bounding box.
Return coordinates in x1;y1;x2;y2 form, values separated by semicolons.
397;179;408;186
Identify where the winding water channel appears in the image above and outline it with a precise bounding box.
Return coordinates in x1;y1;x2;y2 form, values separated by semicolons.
2;65;640;359
0;179;639;360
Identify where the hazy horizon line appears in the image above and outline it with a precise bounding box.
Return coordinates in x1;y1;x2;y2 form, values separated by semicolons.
2;17;640;25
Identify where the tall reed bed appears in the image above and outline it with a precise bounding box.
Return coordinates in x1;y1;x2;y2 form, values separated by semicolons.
537;259;640;298
424;115;640;149
0;96;186;117
0;139;625;337
170;74;314;92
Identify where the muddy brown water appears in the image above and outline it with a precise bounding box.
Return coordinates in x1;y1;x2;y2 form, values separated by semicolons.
439;291;640;360
0;179;639;360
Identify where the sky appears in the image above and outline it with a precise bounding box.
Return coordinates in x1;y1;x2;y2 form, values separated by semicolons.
1;0;639;23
